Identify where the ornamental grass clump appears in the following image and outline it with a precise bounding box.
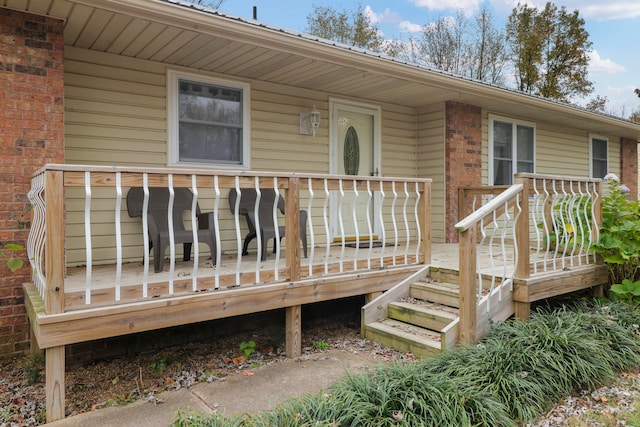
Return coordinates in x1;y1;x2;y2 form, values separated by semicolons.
173;302;640;427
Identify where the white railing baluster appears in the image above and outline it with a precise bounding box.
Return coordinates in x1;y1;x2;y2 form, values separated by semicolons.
27;174;46;300
402;181;410;265
531;178;541;274
567;180;577;266
365;180;373;270
142;174;149;297
575;181;583;264
511;195;521;290
352;179;359;271
478;216;487;302
391;181;398;266
167;174;175;294
233;176;242;287
589;181;600;263
190;175;199;291
499;199;511;302
487;211;497;304
272;176;280;281
379;180;386;267
338;179;345;273
307;178;315;276
114;172;122;301
551;180;560;270
84;171;92;304
254;177;262;282
414;182;421;263
322;178;330;275
213;175;221;289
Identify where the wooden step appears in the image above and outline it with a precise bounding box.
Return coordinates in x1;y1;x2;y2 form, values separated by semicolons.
388;301;457;332
410;281;460;308
427;267;460;284
363;318;442;357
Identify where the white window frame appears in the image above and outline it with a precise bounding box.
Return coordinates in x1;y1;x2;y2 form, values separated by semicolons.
589;134;608;179
488;114;536;185
167;69;251;168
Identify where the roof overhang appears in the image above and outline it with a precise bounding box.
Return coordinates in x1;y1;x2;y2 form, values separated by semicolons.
5;0;640;141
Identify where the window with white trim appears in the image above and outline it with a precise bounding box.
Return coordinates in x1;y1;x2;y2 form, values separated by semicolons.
489;116;535;185
590;136;608;179
168;70;250;167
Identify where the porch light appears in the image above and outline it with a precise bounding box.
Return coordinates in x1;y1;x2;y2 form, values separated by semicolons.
300;104;321;137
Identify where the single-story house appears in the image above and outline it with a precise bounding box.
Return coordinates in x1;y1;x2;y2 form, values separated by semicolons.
1;0;639;421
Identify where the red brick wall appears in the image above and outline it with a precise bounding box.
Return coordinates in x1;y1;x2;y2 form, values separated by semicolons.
619;137;638;200
444;102;482;242
0;10;64;356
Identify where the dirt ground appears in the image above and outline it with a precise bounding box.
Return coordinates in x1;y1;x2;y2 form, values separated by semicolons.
0;308;411;426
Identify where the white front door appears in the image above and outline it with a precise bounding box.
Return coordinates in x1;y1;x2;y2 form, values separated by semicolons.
330;100;381;240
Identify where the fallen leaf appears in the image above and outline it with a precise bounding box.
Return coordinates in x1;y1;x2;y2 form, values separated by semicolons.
232;355;245;365
242;371;254;377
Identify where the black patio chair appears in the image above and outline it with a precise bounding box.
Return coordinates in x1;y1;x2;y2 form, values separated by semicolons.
126;187;216;273
228;188;307;261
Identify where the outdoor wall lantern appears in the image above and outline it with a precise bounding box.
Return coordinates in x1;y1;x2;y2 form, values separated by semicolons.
300;104;321;137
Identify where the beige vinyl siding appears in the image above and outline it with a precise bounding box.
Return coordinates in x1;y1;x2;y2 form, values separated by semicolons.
250;81;328;173
417;103;445;243
380;105;418;178
482;112;621;183
63;47;422;265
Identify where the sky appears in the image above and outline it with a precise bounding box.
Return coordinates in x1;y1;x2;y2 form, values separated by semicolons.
217;0;640;118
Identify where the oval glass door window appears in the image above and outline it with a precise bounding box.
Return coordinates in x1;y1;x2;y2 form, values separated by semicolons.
343;126;360;175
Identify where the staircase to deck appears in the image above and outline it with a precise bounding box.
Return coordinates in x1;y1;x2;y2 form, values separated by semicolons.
362;266;515;357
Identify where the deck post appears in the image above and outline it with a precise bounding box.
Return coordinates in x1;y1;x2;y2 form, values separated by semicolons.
285;305;302;357
458;225;477;344
419;181;431;265
44;169;66;422
514;175;530;279
286;176;301;282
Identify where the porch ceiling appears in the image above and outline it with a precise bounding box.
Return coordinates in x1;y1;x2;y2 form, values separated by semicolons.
4;0;640;140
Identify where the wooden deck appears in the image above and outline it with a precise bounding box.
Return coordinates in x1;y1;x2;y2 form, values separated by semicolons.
25;166;610;423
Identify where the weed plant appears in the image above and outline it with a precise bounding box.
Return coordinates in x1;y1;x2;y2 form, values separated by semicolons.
173;301;640;427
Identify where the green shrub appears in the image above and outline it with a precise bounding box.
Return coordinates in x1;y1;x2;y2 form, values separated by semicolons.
593;174;640;289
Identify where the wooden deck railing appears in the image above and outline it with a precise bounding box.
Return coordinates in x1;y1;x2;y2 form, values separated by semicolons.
456;173;603;343
28;165;431;314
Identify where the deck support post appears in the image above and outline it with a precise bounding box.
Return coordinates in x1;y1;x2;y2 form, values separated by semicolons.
514;301;531;320
286;177;301;282
365;292;382;304
44;169;66;421
458;225;477;344
45;346;65;422
285;305;302;357
514;176;530;279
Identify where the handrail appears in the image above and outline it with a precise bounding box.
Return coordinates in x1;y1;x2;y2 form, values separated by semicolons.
455;184;523;232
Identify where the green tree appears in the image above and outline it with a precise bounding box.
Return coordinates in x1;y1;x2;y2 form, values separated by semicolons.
506;2;593;102
584;95;608;113
306;4;384;52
